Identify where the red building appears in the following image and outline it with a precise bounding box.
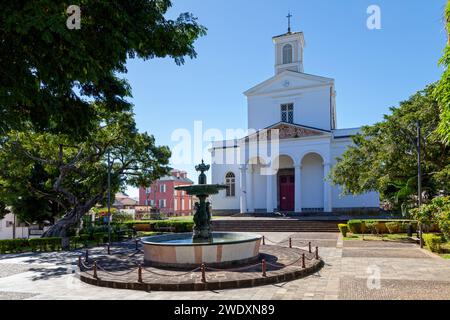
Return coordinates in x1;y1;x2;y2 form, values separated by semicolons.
139;170;194;217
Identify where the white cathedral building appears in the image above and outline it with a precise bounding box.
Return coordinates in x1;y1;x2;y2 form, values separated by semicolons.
209;28;379;214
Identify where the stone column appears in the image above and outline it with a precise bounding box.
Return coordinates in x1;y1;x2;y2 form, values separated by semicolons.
294;164;302;212
266;172;274;213
246;165;254;212
239;165;247;213
323;162;332;212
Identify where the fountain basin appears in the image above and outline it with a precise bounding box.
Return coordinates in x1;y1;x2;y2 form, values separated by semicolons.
142;232;262;268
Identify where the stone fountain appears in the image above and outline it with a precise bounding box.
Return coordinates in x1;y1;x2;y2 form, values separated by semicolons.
141;161;262;268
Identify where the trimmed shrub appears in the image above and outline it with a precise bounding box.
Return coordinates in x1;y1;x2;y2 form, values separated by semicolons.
338;224;348;237
93;232;107;245
423;233;443;253
153;220;194;233
373;221;388;234
364;222;376;234
123;221;152;231
80;234;90;246
70;236;81;249
347;220;365;234
46;238;62;251
29;238;62;252
0;239;29;253
347;219;416;234
386;222;401;234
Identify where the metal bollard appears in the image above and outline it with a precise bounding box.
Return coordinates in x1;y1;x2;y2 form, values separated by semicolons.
302;253;306;268
85;249;89;263
289;237;292;248
315;247;319;260
262;235;265;245
93;261;98;279
107;242;111;255
138;264;143;283
135;239;139;251
262;259;267;277
78;255;82;269
308;242;312;253
201;263;206;283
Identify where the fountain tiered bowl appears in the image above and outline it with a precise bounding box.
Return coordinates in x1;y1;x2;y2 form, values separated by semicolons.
142;161;263;268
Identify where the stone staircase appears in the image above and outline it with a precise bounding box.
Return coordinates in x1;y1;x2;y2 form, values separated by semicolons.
212;219;340;233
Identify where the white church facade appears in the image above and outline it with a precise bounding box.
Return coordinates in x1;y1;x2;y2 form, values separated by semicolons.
209;29;379;214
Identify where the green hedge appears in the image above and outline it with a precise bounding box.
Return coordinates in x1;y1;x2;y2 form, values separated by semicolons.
29;237;62;252
0;239;29;253
338;224;348;237
423;233;443;253
153;220;194;233
124;220;194;233
346;219;418;235
0;238;62;253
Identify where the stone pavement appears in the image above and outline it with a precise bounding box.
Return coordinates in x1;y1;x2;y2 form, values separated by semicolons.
0;232;449;300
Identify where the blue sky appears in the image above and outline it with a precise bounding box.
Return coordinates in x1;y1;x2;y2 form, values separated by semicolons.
124;0;448;197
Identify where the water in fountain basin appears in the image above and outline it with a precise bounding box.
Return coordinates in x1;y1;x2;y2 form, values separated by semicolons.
142;232;262;246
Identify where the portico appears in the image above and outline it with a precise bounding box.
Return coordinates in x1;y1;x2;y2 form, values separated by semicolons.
238;147;333;213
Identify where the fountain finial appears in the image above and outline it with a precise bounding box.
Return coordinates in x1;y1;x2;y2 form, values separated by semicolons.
195;159;210;185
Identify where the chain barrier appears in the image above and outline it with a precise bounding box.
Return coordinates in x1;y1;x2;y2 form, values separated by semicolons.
96;263;138;277
77;238;321;282
263;235;311;247
205;262;262;272
142;266;201;277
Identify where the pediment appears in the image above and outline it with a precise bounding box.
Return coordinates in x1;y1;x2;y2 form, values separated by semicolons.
243;122;329;142
244;71;334;97
270;123;328;139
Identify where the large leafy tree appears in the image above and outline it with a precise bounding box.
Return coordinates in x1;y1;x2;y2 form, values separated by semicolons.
0;1;206;136
436;1;450;143
330;84;450;211
0;105;171;242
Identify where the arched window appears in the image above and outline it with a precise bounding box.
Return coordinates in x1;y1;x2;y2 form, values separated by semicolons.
282;44;293;64
225;172;235;197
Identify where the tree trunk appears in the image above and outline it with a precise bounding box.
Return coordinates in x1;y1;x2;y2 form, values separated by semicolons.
42;196;101;249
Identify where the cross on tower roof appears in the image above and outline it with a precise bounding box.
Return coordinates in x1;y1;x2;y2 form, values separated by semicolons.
286;11;292;33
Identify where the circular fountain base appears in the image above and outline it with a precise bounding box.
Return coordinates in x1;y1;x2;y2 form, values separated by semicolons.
141;232;262;269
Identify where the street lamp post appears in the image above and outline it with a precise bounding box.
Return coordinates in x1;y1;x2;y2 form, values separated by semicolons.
416;121;423;248
107;150;112;253
146;186;151;216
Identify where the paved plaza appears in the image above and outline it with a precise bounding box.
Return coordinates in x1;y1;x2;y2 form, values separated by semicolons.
0;232;449;300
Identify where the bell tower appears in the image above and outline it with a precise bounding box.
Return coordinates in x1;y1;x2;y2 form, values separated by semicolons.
273;13;305;74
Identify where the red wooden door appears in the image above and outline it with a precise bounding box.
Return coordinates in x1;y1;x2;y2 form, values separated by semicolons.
279;175;295;211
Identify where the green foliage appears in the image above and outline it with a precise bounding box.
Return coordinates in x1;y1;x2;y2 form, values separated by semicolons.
412;196;450;240
436;1;450;144
330;85;450;211
347;220;365;234
338;224;348;237
0;239;29;253
0;237;61;253
112;211;134;224
423;233;443;253
80;234;90;246
0;0;206;136
364;222;376;234
385;222;401;234
0;104;172;237
0;202;10;220
347;219;416;234
153;220;194;233
93;232;107;245
70;236;81;249
29;237;62;252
